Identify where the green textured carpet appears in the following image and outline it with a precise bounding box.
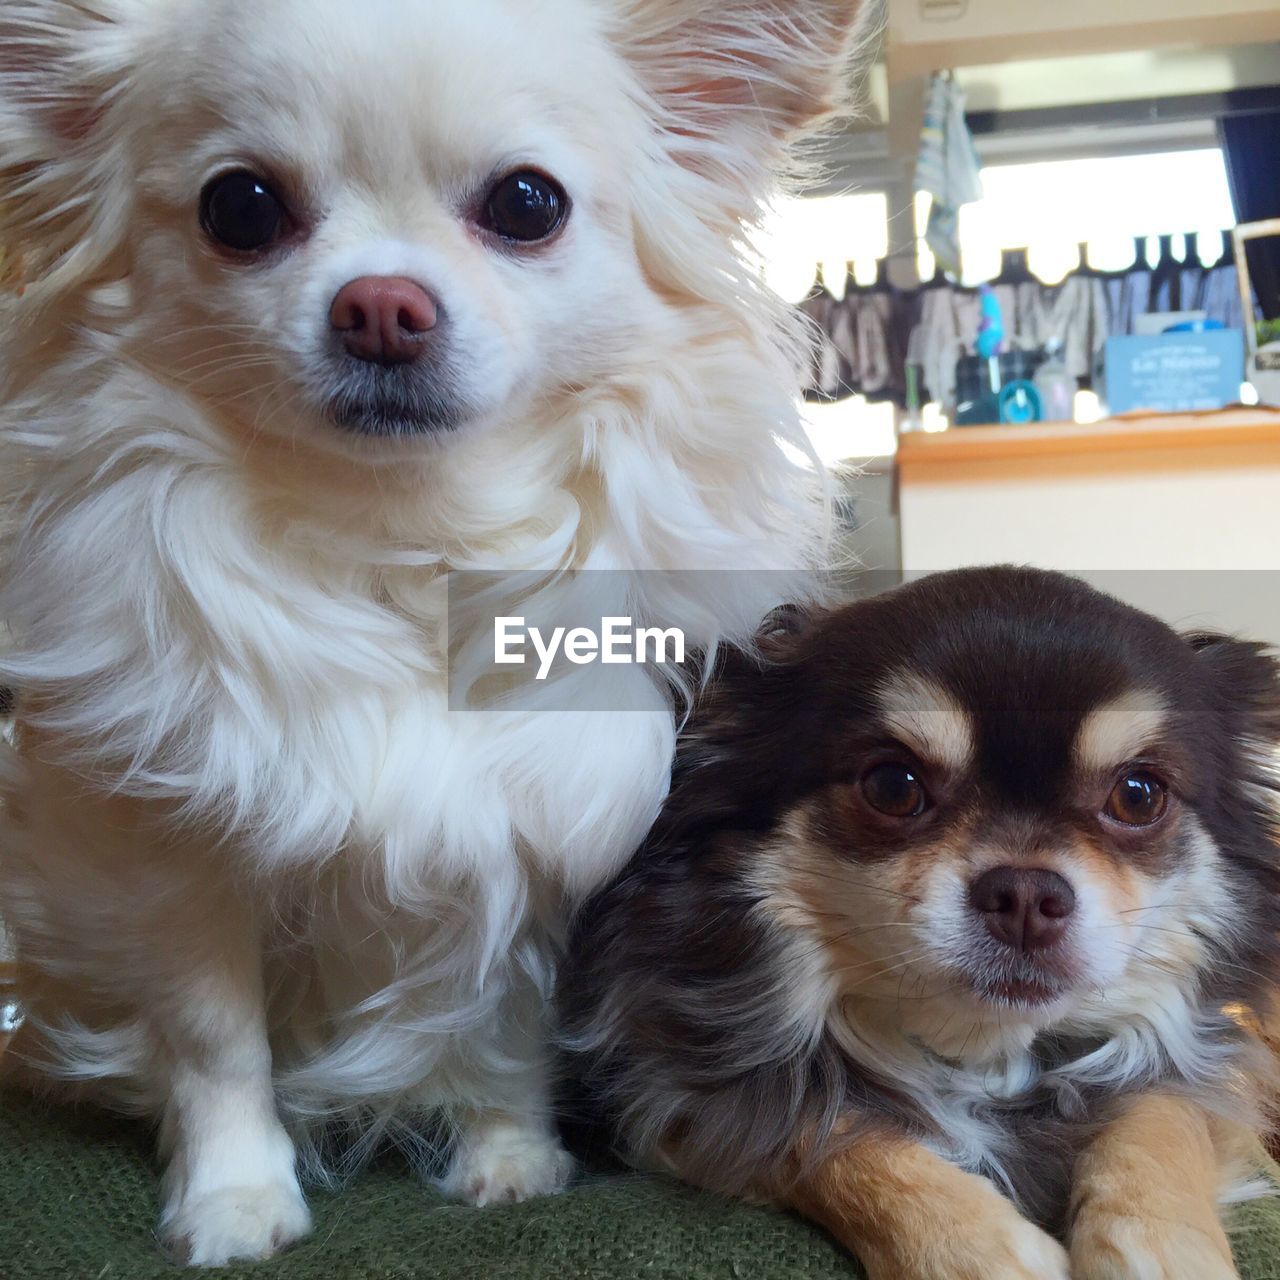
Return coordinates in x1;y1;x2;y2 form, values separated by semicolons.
3;1093;1279;1280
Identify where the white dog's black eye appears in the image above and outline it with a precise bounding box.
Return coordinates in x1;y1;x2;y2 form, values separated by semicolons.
1105;772;1168;827
861;763;930;819
482;171;568;243
200;170;288;252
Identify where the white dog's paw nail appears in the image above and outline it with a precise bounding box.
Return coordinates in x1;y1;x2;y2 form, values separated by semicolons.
444;1125;575;1208
160;1183;312;1267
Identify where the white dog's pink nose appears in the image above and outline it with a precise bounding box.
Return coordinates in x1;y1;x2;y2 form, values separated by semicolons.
330;276;438;366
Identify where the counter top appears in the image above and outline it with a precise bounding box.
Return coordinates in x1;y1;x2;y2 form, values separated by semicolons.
896;408;1280;467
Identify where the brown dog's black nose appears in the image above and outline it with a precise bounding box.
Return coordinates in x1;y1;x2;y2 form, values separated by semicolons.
969;867;1075;952
330;276;438;366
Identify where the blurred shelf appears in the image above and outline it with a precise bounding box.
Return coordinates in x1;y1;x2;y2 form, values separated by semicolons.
897;408;1280;469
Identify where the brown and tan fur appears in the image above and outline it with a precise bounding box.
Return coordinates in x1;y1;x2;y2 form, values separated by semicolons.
562;569;1280;1280
781;1093;1255;1280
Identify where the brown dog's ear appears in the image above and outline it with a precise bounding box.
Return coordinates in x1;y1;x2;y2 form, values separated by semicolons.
1186;631;1280;772
655;610;824;848
614;0;879;145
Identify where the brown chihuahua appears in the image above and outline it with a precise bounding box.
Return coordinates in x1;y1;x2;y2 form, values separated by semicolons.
560;568;1280;1280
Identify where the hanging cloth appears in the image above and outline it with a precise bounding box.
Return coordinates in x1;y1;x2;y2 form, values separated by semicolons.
1149;235;1183;314
914;73;983;278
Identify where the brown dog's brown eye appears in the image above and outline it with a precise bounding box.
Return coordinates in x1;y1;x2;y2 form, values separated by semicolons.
1105;773;1168;827
861;763;929;818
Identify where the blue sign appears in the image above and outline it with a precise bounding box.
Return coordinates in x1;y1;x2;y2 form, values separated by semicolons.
1104;331;1245;414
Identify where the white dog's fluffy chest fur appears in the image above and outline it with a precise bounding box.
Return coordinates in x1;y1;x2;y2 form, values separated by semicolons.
1;337;807;1151
4;355;675;1033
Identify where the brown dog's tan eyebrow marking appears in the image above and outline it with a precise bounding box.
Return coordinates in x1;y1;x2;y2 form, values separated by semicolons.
1073;690;1168;774
877;673;974;771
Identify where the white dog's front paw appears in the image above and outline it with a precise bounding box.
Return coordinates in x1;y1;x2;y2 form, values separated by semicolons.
443;1114;575;1208
160;1182;312;1268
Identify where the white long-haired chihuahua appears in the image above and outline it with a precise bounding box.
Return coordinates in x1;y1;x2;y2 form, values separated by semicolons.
0;0;871;1266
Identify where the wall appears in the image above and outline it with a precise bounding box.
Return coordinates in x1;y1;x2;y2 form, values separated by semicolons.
896;418;1280;646
889;0;1280;70
840;466;902;575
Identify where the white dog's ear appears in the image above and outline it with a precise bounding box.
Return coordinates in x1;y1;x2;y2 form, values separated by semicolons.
0;0;140;300
616;0;877;145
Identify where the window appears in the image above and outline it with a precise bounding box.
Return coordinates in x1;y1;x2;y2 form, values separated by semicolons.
757;191;890;305
921;147;1236;285
756;193;897;461
757;145;1239;460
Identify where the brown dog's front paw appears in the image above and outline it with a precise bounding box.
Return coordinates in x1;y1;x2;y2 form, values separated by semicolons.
1069;1211;1239;1280
860;1192;1071;1280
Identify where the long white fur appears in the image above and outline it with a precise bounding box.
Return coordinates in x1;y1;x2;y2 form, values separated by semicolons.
0;0;874;1266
